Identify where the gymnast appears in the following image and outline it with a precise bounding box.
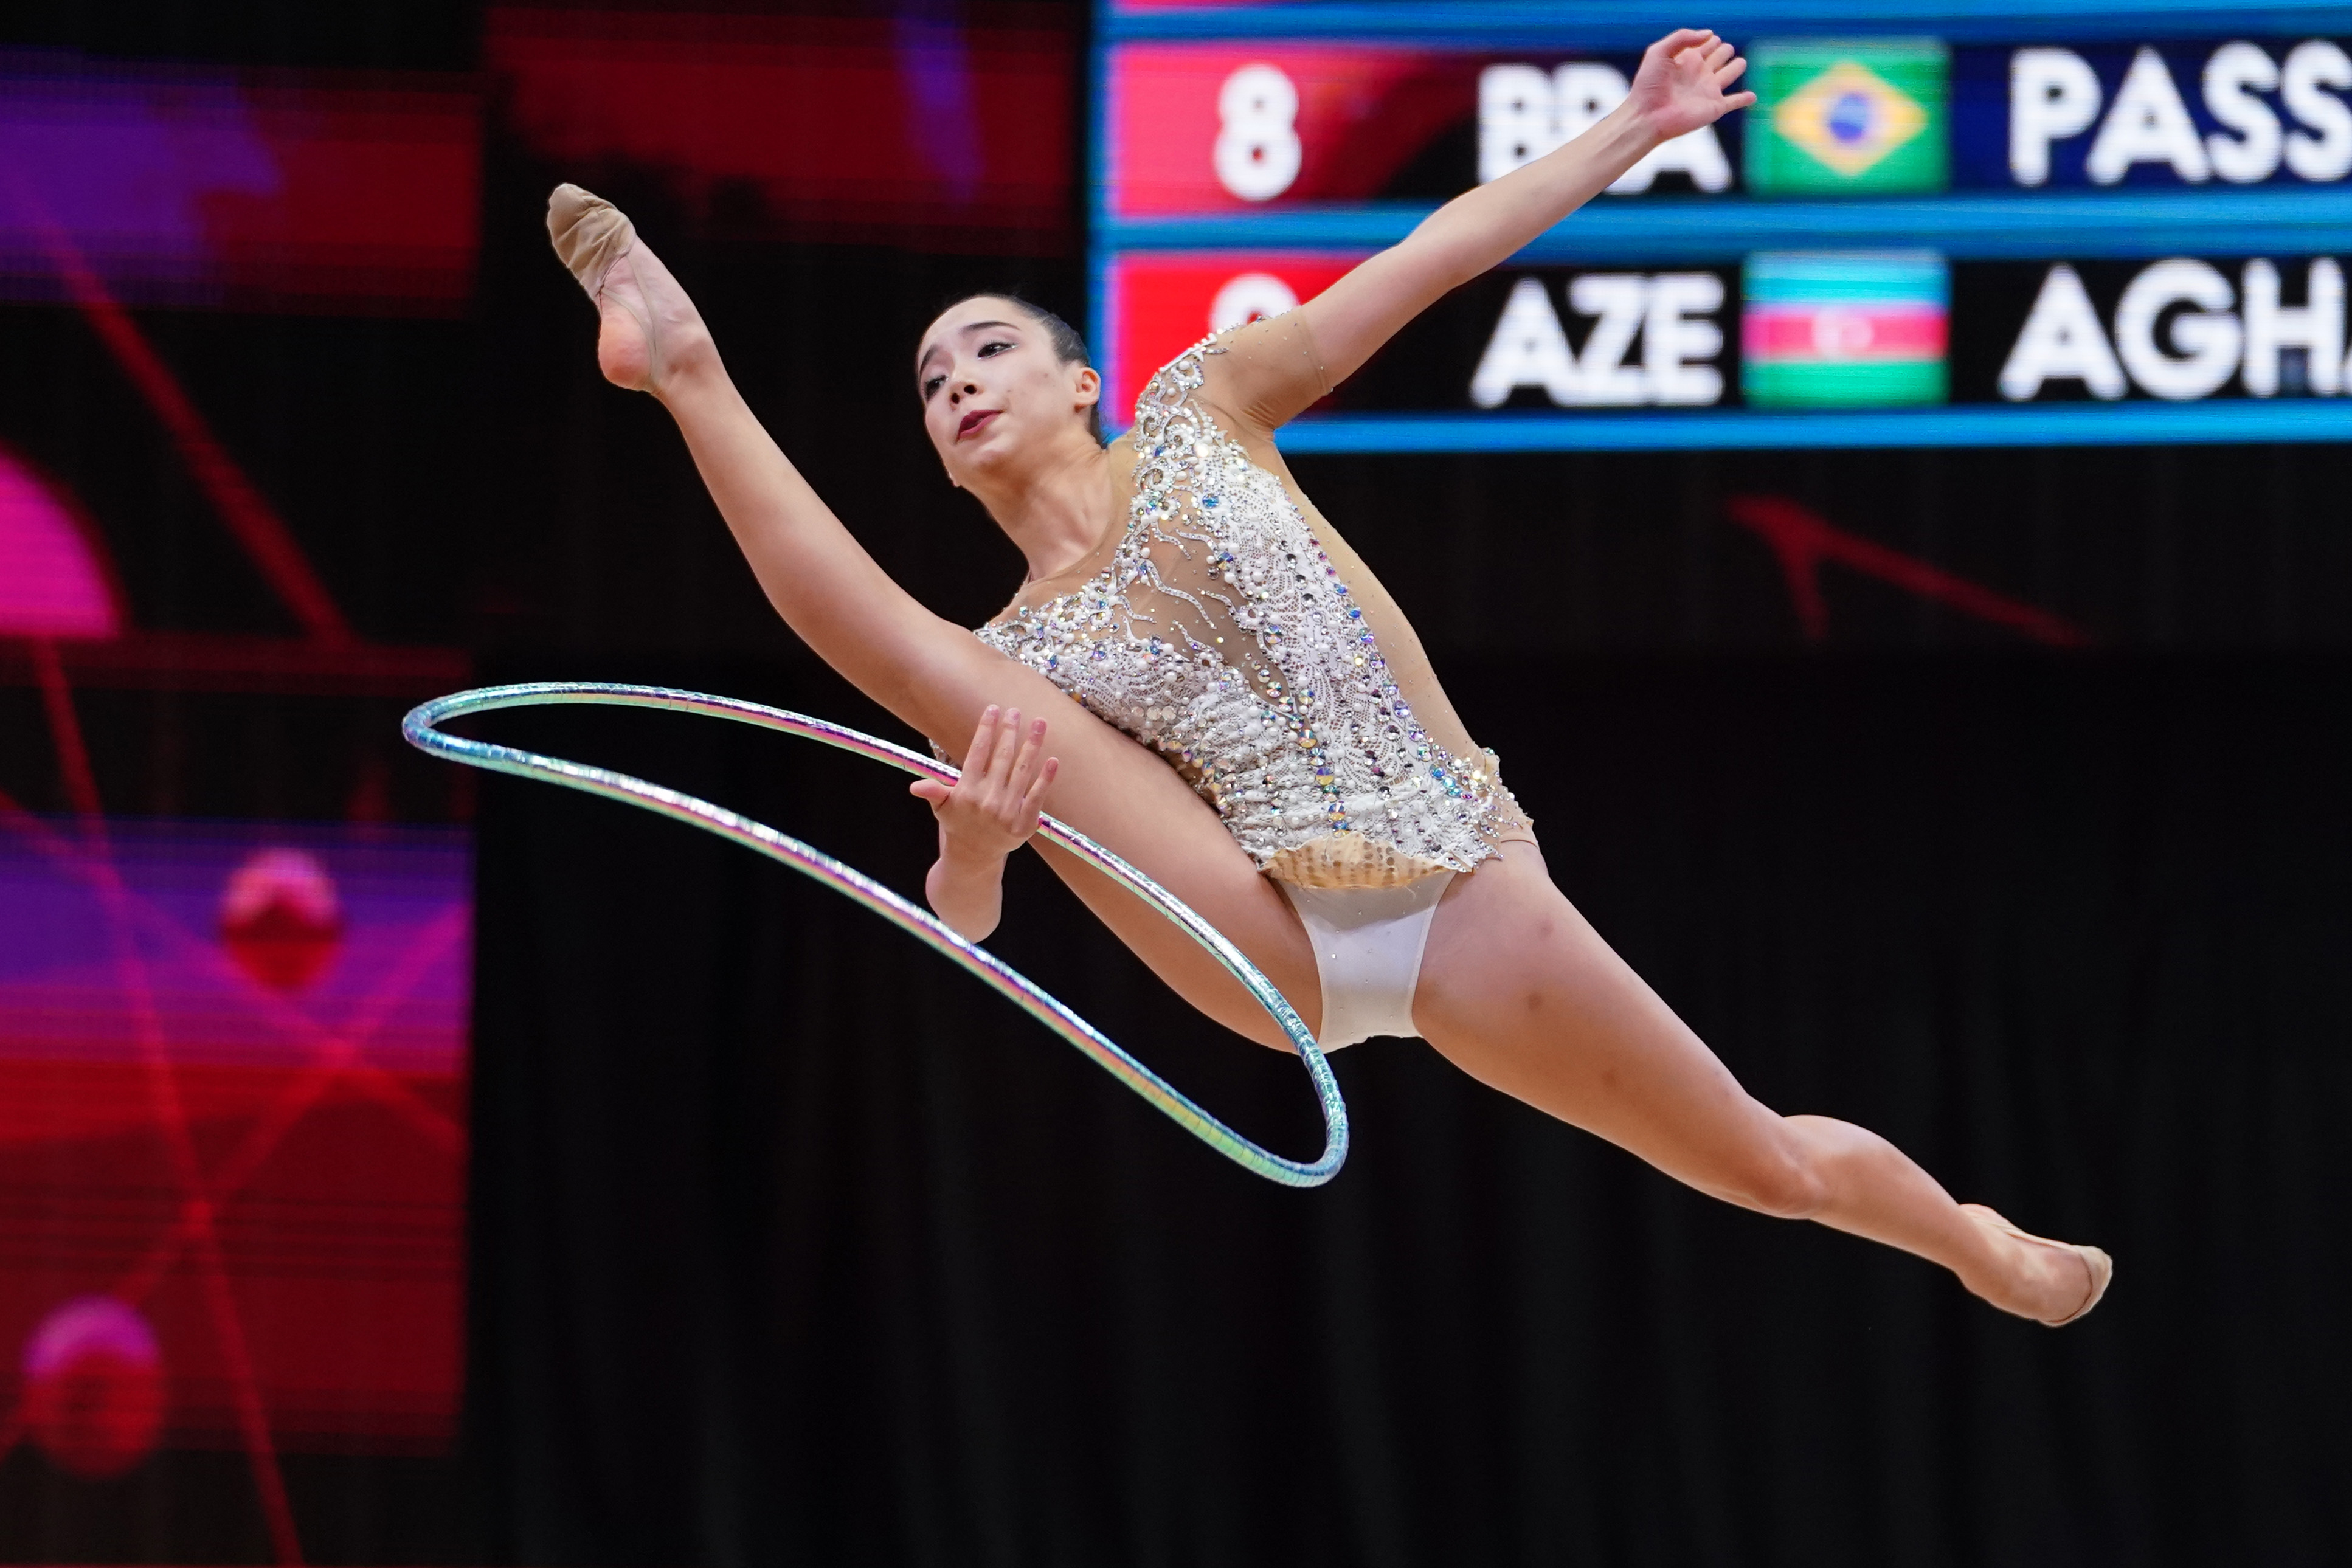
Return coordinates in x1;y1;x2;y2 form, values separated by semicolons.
544;28;2109;1324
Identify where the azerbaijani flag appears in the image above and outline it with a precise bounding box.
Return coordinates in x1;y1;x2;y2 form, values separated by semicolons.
1741;251;1949;408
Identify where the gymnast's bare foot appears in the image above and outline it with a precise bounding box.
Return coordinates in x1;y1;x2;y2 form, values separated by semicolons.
545;183;716;396
1959;1204;2112;1326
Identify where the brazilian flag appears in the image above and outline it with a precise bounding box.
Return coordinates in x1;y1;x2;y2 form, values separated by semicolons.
1746;39;1948;195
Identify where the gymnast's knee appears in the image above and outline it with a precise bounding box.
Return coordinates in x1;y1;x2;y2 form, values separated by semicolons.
1721;1136;1830;1221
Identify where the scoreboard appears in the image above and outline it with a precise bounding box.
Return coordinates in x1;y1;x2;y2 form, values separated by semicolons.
1090;1;2352;449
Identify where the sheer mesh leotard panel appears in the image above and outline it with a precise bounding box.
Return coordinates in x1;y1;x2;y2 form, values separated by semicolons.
977;315;1532;889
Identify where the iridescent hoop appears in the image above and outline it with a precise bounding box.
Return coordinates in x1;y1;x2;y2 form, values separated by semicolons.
403;683;1347;1187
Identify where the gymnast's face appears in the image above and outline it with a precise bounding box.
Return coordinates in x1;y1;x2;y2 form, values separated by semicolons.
915;298;1100;488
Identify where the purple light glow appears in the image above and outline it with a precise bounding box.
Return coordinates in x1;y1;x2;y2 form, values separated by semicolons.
0;50;482;314
0;53;275;304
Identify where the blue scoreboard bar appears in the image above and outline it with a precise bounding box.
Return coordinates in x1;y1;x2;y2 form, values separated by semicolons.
1091;0;2352;449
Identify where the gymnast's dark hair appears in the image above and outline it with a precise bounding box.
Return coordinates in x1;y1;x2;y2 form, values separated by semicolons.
937;292;1104;444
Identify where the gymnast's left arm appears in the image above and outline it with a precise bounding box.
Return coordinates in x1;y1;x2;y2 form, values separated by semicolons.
1270;28;1751;412
909;705;1060;942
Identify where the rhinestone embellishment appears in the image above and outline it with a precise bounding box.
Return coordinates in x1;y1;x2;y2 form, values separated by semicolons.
976;336;1521;883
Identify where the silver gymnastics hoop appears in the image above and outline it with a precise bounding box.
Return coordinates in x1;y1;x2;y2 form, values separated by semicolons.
403;683;1347;1187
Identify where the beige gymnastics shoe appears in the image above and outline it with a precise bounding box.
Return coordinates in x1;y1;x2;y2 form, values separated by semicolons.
1965;1204;2113;1327
546;182;636;301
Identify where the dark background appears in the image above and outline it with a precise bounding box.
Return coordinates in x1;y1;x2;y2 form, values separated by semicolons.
460;653;2352;1568
3;1;2350;1564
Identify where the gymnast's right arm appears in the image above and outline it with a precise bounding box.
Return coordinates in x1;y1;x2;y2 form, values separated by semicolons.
1214;29;1753;433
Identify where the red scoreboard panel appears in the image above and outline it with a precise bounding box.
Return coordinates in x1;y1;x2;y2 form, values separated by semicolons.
1109;46;1479;213
1091;2;2352;451
1106;252;1359;416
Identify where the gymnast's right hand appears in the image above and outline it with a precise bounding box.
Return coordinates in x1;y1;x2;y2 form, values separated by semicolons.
910;705;1059;941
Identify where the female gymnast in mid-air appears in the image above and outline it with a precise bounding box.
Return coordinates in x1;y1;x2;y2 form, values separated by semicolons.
545;28;2109;1324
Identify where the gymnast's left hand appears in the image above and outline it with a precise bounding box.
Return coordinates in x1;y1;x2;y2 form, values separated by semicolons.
1623;29;1755;142
910;705;1059;941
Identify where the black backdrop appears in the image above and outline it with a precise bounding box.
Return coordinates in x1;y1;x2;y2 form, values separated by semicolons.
5;5;2352;1563
467;649;2351;1568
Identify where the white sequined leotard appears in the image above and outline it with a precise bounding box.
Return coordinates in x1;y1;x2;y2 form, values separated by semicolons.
977;317;1532;893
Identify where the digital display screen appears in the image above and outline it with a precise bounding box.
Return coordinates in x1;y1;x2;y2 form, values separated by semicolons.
0;5;1081;318
0;51;481;315
1091;4;2352;449
0;820;470;1462
485;5;1075;252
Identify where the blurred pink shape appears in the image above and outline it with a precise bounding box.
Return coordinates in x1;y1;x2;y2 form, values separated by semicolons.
0;447;119;638
22;1295;165;1477
220;847;345;993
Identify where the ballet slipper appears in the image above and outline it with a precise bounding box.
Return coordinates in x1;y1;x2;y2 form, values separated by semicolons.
544;183;705;393
547;182;635;299
1963;1204;2112;1327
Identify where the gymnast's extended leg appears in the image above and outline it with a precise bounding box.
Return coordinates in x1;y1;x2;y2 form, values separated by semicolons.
1413;843;2104;1324
555;190;1327;1036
